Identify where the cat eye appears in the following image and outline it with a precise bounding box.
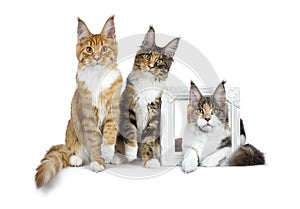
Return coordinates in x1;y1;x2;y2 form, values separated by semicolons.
143;54;151;61
196;109;204;115
86;46;94;53
211;109;218;115
101;46;108;52
156;59;163;66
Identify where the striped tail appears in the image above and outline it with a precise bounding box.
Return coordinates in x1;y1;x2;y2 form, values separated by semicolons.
228;144;265;166
35;144;72;188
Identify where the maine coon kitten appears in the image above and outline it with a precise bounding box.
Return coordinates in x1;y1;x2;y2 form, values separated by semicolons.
181;81;265;173
35;16;123;188
113;26;180;168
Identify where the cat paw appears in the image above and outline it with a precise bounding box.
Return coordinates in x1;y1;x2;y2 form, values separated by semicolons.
181;159;198;173
126;154;137;162
110;153;127;165
90;161;105;173
125;144;138;162
101;143;115;163
201;161;219;167
69;155;83;167
145;159;161;169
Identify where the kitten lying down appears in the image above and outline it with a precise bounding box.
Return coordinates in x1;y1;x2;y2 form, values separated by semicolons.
182;81;265;173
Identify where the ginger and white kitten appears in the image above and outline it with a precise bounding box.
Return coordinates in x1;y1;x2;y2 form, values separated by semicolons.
182;81;265;173
113;26;180;168
35;16;123;188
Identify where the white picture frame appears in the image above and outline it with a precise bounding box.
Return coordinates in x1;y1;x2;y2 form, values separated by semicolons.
160;86;241;166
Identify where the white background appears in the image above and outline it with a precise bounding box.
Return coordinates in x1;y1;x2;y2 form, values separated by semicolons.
0;0;299;208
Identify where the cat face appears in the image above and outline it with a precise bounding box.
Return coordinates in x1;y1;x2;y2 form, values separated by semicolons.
76;16;117;69
133;26;180;81
188;81;228;132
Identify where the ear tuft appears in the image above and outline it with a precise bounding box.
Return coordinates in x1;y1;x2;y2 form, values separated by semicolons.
221;79;227;85
148;25;155;33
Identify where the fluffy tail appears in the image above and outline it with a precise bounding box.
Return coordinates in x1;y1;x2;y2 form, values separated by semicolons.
228;144;265;166
35;144;72;188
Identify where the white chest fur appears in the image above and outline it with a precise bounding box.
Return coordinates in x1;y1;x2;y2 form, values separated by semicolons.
183;123;229;160
128;71;166;132
77;65;121;123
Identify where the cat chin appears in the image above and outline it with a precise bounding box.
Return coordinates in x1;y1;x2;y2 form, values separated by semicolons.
138;69;167;81
84;63;105;68
199;125;212;132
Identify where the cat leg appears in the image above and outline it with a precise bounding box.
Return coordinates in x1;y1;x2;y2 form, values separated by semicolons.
141;97;162;168
181;149;198;173
201;147;231;167
101;109;119;163
70;94;105;172
89;137;106;172
118;96;139;162
84;123;106;172
125;139;138;162
118;119;138;162
119;115;138;162
142;139;161;168
65;119;83;167
101;86;123;163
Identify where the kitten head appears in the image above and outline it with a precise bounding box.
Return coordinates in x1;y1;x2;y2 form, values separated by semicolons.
76;16;117;70
133;26;180;81
188;81;228;132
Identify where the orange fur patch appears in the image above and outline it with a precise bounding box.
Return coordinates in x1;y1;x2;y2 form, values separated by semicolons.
35;16;122;188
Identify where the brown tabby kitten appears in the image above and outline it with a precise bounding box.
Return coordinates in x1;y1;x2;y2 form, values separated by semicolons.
113;27;179;168
35;16;122;188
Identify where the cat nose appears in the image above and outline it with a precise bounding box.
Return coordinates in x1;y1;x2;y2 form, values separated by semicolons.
149;63;154;68
205;117;210;122
94;56;101;61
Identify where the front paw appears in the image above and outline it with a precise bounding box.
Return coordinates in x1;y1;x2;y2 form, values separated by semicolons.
125;144;138;162
101;143;115;163
126;154;137;162
145;159;161;169
181;159;198;173
90;161;105;173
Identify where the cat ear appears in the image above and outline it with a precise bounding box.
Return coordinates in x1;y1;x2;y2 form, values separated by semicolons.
189;81;203;108
163;38;180;57
77;18;91;40
141;26;155;49
213;80;227;107
101;16;116;38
